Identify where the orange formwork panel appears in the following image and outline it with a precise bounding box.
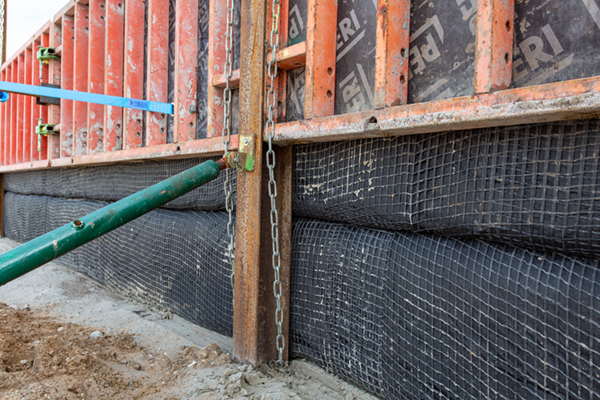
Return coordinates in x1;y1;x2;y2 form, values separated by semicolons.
73;3;89;156
103;0;124;152
474;0;515;94
145;0;169;146
304;0;337;119
123;0;145;149
16;55;24;164
48;21;62;160
174;0;199;143
61;14;75;158
88;0;106;155
374;0;410;109
23;44;32;163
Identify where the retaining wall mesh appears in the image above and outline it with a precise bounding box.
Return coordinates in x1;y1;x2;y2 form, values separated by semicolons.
3;192;234;336
290;218;600;400
3;157;236;211
293;119;600;259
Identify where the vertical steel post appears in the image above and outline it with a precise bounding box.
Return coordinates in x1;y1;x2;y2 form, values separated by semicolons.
374;0;410;109
233;0;293;366
174;0;199;142
123;0;145;149
304;0;337;119
88;0;106;154
474;0;515;94
61;13;75;157
103;0;124;152
145;0;169;146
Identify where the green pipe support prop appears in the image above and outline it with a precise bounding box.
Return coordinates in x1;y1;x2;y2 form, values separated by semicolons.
0;158;228;286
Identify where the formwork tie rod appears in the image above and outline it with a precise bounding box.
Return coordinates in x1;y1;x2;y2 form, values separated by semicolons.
0;81;173;114
0;157;230;286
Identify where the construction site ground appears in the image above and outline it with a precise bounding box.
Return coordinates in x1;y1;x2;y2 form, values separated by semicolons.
0;238;376;400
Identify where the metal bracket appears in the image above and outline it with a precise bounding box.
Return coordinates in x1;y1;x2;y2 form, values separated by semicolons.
36;83;61;106
237;134;256;171
36;47;60;82
36;118;58;153
226;151;254;171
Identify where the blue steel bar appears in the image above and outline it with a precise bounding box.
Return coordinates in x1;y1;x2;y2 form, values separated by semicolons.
0;81;173;114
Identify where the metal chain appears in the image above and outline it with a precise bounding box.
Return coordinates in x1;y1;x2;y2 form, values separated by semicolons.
0;0;5;64
265;0;284;366
222;0;236;286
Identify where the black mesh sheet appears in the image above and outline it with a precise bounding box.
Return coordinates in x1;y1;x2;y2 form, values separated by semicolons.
3;192;234;336
4;157;236;212
290;217;600;400
293;119;600;259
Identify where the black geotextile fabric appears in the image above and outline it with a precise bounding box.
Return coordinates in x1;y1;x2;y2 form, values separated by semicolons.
3;192;234;336
293;119;600;259
3;157;236;212
290;218;600;400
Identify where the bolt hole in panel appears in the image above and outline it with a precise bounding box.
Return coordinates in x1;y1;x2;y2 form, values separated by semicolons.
512;0;600;88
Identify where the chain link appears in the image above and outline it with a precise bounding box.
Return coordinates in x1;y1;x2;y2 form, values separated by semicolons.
222;0;236;286
0;0;5;64
265;0;285;366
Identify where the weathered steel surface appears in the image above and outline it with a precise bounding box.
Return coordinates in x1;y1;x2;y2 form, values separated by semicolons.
512;0;600;88
123;0;145;149
146;0;169;146
73;3;89;156
273;76;600;144
0;159;222;287
103;0;124;152
24;45;32;162
60;13;75;157
305;0;337;119
88;0;106;154
233;0;270;365
16;55;24;164
375;0;410;109
474;0;514;94
174;0;198;143
408;0;476;103
49;21;62;160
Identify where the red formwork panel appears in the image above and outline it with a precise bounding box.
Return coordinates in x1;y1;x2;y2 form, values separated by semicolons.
1;0;599;172
61;14;75;158
31;38;41;162
146;0;169;146
174;0;199;143
16;55;25;164
23;45;32;163
49;22;62;160
123;0;145;150
88;0;106;155
103;0;124;152
73;3;89;156
0;68;5;165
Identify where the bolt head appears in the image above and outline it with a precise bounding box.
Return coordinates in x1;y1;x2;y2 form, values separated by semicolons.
243;137;250;146
188;105;197;114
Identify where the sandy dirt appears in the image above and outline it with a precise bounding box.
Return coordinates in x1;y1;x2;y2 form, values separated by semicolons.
0;238;377;400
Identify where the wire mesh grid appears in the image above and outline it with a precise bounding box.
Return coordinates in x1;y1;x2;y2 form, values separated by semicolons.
290;218;600;400
4;192;234;336
4;157;237;211
293;119;600;259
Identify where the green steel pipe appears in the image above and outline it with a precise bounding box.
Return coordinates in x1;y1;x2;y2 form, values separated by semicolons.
0;159;228;286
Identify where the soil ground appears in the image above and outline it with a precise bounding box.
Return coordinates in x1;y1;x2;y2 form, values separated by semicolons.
0;238;378;400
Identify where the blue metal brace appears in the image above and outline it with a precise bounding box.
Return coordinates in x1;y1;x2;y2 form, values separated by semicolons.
0;81;173;115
